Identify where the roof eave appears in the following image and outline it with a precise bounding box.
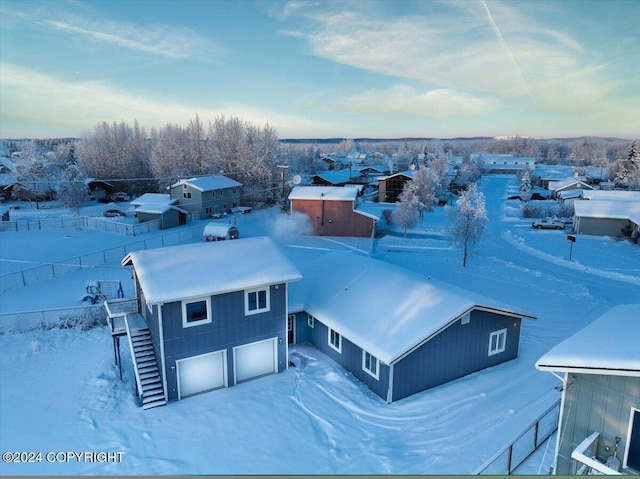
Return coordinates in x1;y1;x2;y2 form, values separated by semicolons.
536;364;640;377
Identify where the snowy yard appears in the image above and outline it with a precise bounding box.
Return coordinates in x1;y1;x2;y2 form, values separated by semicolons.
1;176;639;475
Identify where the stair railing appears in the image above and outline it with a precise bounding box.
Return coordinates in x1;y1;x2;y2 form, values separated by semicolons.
123;314;144;404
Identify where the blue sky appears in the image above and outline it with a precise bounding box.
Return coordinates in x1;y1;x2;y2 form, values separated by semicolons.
1;0;639;139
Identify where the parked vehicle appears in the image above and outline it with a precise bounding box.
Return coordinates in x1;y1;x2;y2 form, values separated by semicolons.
103;209;127;217
112;192;131;202
532;219;565;230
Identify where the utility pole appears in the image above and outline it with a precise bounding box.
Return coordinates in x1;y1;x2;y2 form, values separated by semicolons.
277;165;289;209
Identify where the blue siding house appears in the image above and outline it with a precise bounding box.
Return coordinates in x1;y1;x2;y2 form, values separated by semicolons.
114;237;301;406
288;252;535;403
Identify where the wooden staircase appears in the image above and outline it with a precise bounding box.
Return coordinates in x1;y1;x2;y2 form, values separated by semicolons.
125;316;166;410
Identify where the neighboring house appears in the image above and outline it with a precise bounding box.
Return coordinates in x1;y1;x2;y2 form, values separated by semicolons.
471;154;536;174
535;304;640;475
377;171;414;203
169;175;242;220
288;252;535;403
131;193;187;229
289;185;378;238
106;237;302;408
311;170;357;186
573;199;640;240
547;178;593;199
86;179;114;200
320;155;350;170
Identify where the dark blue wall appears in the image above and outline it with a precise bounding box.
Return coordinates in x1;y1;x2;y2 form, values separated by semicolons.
392;310;521;401
296;313;390;401
158;283;288;401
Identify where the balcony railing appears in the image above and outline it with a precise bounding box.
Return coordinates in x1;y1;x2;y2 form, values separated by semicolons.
571;431;622;475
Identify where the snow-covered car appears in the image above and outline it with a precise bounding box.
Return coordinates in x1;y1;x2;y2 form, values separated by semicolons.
103;209;126;217
532;219;565;230
112;192;131;202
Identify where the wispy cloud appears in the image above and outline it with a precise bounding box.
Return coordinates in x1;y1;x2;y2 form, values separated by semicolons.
44;19;220;60
325;85;495;119
0;63;320;137
5;4;227;62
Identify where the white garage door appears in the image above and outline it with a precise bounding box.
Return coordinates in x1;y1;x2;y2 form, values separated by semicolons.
233;338;277;384
177;350;226;399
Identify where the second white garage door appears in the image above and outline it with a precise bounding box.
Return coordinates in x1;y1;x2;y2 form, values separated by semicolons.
233;338;278;384
177;350;227;399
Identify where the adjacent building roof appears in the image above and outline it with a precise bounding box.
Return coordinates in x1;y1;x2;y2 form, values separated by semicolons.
289;185;362;201
581;190;640;202
289;252;534;365
171;175;242;192
131;193;176;207
574;198;640;223
536;304;640;376
122;237;301;305
548;178;592;193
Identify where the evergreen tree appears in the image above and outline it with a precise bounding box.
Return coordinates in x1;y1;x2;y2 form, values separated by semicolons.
519;168;532;201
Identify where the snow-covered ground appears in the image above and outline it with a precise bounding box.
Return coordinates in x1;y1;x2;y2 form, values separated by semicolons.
1;176;638;475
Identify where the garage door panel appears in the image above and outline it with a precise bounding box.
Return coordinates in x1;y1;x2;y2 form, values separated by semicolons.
177;350;226;399
234;338;277;384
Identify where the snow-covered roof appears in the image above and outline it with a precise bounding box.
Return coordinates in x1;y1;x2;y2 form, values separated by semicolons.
548;177;592;192
122;237;301;305
171;175;242;192
354;201;388;221
134;204;188;215
289;185;361;201
289;252;534;365
559;189;585;200
131;193;175;207
536;304;640;376
379;170;414;181
574;198;640;223
581;190;640;202
312;170;357;185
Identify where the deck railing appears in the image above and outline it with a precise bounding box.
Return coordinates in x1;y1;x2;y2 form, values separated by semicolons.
474;398;560;475
571;431;623;475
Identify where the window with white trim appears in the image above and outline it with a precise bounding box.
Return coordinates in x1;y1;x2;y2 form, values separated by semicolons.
307;314;315;328
182;297;211;328
328;328;341;353
625;408;640;472
362;351;379;380
488;328;507;356
245;287;270;315
183;191;192;199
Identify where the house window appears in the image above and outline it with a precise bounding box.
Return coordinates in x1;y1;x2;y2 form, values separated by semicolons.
232;188;237;194
245;287;270;315
625;408;640;472
183;192;192;199
205;207;212;215
182;297;211;328
218;189;224;197
362;351;379;380
307;314;315;328
328;328;341;353
488;328;507;356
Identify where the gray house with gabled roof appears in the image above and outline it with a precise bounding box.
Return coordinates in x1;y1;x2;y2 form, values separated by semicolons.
536;304;640;475
288;252;535;403
170;175;242;220
107;237;301;407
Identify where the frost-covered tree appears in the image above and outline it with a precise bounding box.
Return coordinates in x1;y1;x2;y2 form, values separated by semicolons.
392;182;422;237
57;162;87;215
13;142;56;205
519;168;532;201
411;166;438;218
446;183;489;267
